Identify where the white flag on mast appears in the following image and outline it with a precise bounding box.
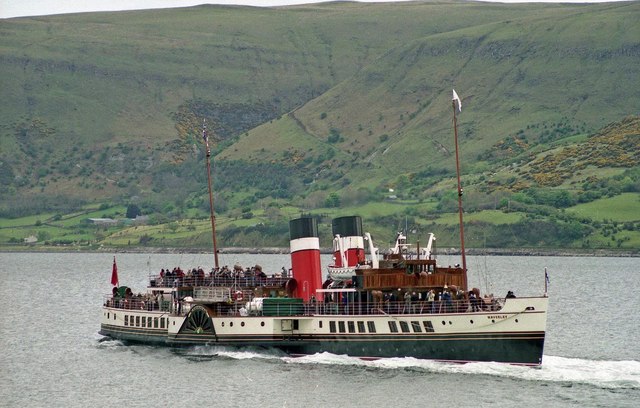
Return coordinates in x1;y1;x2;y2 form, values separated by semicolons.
452;89;462;112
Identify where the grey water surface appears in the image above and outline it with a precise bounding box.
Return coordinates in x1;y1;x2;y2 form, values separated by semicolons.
0;252;638;407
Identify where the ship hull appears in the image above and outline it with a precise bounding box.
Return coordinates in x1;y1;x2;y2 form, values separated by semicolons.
100;297;547;366
283;333;545;365
100;324;544;365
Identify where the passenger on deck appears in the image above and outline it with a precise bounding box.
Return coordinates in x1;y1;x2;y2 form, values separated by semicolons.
469;290;480;312
411;292;419;313
506;291;516;299
442;290;452;313
404;291;411;314
427;289;436;313
255;265;267;279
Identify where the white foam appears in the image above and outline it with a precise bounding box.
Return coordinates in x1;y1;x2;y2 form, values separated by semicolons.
185;345;284;360
282;353;640;390
165;346;640;390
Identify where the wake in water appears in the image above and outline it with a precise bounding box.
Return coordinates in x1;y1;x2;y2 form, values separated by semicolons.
97;337;640;391
284;353;640;390
174;344;287;362
185;345;639;391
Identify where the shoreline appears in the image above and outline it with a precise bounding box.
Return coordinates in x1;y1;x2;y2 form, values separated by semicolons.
1;246;638;257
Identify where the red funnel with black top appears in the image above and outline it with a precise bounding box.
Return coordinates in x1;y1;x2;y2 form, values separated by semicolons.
331;216;365;268
289;216;323;301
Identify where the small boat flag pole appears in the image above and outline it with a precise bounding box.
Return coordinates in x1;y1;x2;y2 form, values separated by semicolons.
111;256;119;287
544;267;549;297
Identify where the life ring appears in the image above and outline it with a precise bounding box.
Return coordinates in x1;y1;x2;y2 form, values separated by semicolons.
233;290;243;301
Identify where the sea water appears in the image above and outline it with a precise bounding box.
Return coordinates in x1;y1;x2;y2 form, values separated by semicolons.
0;252;638;407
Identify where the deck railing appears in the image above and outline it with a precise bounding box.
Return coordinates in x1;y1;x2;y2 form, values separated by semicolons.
104;295;504;317
148;275;291;289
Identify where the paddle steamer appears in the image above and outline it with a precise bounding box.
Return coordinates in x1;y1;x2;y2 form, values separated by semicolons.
100;91;548;365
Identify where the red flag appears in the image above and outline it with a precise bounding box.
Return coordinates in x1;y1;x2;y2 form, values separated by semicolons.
111;257;119;286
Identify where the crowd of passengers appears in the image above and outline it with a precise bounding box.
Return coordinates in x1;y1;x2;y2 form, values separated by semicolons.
320;276;508;314
106;286;165;311
152;264;291;287
379;287;504;314
108;263;511;315
314;286;506;314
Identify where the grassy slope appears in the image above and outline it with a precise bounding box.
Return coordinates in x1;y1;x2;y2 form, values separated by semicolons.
1;1;639;251
3;2;617;197
229;2;639;180
567;193;639;223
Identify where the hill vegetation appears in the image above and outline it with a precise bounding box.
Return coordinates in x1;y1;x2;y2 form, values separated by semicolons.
0;1;638;253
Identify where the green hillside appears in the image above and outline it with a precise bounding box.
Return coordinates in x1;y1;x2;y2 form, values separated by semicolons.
0;1;639;252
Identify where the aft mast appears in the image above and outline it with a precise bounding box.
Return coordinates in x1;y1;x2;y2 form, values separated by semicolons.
452;89;468;290
203;120;219;269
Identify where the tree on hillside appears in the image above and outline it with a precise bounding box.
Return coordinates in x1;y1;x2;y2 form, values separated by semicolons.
126;204;141;219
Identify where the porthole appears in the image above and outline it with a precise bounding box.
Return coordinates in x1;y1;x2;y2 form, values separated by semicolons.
449;321;452;325
470;320;474;324
222;322;225;327
515;319;519;323
241;322;245;327
260;321;265;327
491;319;495;323
441;320;446;325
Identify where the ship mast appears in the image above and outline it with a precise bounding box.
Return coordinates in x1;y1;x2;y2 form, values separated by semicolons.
452;90;468;290
203;120;219;269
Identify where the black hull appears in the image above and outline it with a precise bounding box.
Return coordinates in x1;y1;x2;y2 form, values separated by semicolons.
284;333;545;365
100;324;544;365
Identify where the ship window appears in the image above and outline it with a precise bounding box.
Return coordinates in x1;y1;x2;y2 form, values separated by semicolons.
241;322;245;327
338;321;346;333
142;317;146;327
160;318;165;329
319;321;323;329
261;321;265;327
348;321;356;333
423;321;434;332
357;321;366;333
293;320;299;330
411;321;422;332
367;321;376;333
124;315;128;326
399;321;410;333
136;316;140;327
388;321;398;333
107;312;110;320
113;313;116;320
329;321;337;333
154;318;158;328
